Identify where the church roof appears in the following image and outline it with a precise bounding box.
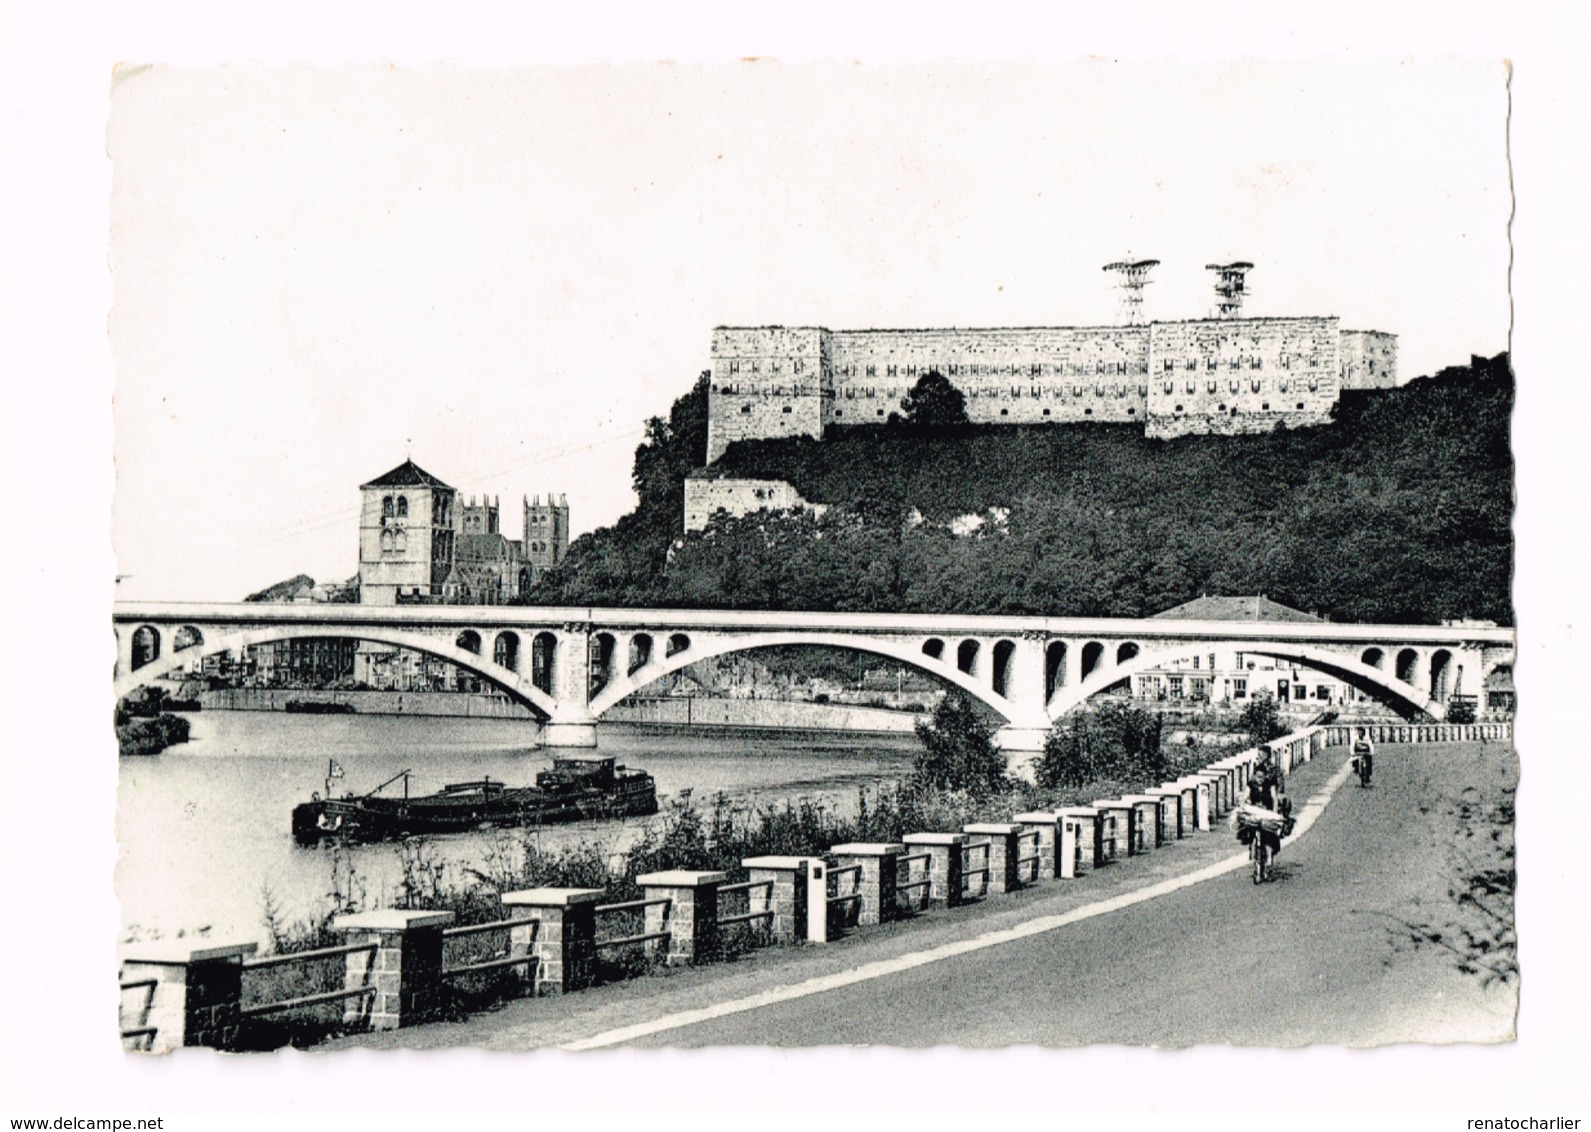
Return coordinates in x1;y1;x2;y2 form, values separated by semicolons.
362;459;452;490
457;532;519;563
1150;595;1323;623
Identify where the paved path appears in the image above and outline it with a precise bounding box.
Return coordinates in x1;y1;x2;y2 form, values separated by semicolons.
334;739;1516;1051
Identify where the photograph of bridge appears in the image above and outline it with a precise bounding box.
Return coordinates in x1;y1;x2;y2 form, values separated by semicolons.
103;53;1521;1075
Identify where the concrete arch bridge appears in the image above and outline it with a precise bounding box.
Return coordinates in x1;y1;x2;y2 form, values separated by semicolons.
114;602;1514;758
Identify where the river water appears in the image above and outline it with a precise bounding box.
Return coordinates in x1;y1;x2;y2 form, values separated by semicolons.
116;711;919;945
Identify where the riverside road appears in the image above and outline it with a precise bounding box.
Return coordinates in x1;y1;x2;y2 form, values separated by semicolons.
336;738;1516;1051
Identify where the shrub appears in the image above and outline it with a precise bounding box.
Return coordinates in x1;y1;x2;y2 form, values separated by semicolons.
912;695;1009;795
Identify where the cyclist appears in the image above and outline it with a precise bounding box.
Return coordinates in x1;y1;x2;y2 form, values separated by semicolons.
1351;728;1375;786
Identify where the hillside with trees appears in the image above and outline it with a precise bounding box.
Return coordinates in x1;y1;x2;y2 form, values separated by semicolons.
528;353;1513;626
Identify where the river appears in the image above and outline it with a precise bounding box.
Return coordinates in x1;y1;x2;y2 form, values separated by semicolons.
116;711;919;946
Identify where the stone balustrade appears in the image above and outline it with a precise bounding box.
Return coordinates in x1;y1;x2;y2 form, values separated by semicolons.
120;718;1508;1051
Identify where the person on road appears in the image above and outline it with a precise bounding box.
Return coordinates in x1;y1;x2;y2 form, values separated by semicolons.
1351;729;1375;785
1244;750;1291;859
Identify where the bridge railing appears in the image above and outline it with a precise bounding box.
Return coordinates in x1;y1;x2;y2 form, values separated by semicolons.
121;719;1511;1051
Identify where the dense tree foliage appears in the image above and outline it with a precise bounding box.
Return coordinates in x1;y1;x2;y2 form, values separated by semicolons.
898;371;971;430
1037;700;1165;789
1238;692;1289;746
530;354;1513;626
911;695;1009;795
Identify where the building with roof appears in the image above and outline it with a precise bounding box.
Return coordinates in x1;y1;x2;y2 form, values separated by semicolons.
1128;595;1370;711
358;459;460;606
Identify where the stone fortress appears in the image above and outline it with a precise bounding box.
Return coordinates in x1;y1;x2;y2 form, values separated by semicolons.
704;261;1397;464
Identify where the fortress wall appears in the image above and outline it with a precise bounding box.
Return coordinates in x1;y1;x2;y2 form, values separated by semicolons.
707;327;832;461
828;327;1151;426
706;317;1390;458
684;477;822;532
1144;317;1340;438
1339;329;1399;390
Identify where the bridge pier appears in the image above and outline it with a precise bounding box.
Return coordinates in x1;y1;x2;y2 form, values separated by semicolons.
995;724;1050;782
543;719;599;748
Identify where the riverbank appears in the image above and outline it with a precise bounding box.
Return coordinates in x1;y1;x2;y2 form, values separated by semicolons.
197;687;921;733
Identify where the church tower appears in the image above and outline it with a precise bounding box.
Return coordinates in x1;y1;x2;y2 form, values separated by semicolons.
522;493;570;576
357;459;458;605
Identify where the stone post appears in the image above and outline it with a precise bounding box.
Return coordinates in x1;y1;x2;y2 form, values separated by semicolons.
742;856;815;942
1013;812;1062;880
805;859;831;943
1148;787;1185;841
1059;807;1102;877
1124;796;1161;852
1178;777;1212;832
965;823;1023;893
1092;801;1135;861
830;844;904;926
903;832;969;907
638;870;725;966
334;909;454;1031
500;888;603;995
1197;771;1225;818
119;941;256;1052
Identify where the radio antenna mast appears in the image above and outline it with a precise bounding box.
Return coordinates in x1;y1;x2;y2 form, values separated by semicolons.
1103;257;1160;325
1205;261;1254;319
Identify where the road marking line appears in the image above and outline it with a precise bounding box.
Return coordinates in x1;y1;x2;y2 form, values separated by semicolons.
563;758;1357;1050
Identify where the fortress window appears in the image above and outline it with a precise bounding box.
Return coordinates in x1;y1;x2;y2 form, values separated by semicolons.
907;365;918;377
793;359;803;374
1218;403;1227;412
782;406;792;414
866;366;876;377
382;495;394;518
1186;358;1197;371
741;404;752;414
1042;408;1051;417
730;361;740;374
1175;404;1184;413
877;409;886;417
1296;402;1305;410
1000;408;1009;416
1084;408;1093;415
1127;407;1136;416
396;496;409;518
887;365;897;377
835;410;843;418
1163;359;1175;372
1262;402;1271;411
771;360;782;373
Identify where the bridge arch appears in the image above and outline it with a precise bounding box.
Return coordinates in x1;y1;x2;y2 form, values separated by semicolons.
1047;639;1441;722
586;631;1038;726
113;623;560;718
131;625;161;670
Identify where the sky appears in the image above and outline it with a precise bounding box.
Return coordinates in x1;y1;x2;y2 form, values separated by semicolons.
107;59;1511;602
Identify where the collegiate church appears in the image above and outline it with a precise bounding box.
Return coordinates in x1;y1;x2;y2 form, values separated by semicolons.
357;459;568;606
